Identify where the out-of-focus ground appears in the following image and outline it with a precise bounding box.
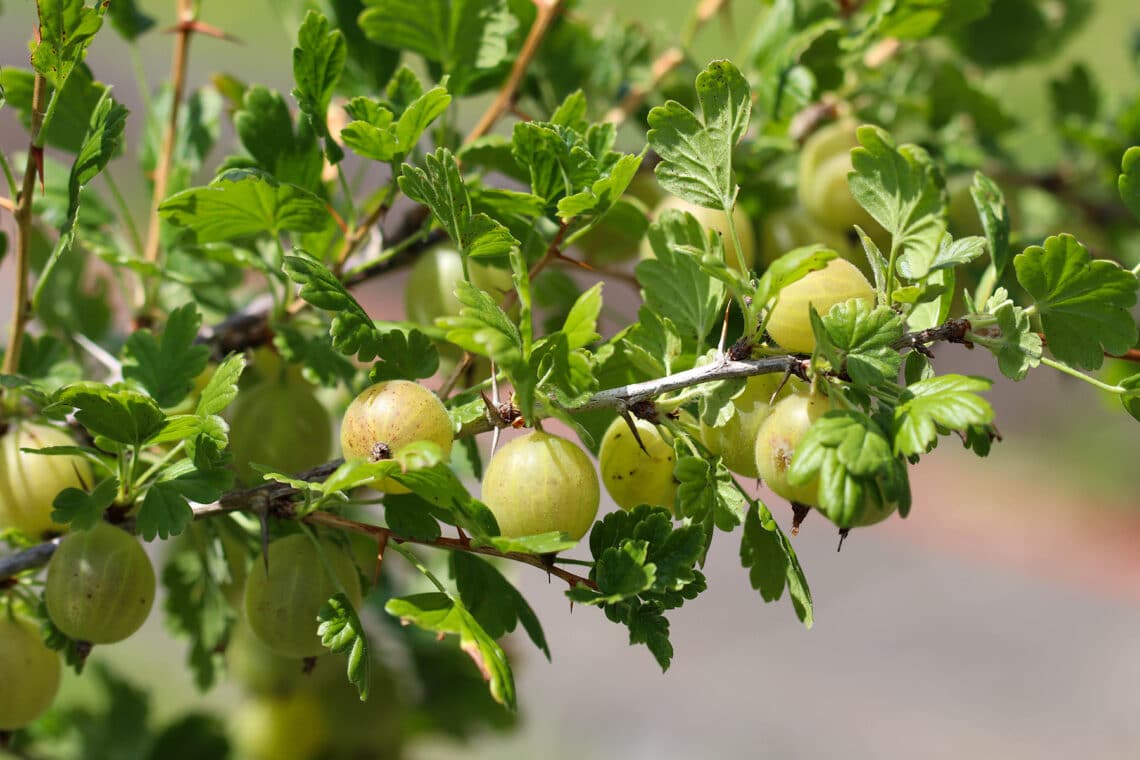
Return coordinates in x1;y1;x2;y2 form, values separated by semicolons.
2;2;1139;759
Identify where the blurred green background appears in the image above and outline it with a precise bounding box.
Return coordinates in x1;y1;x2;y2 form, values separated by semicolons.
1;1;1139;759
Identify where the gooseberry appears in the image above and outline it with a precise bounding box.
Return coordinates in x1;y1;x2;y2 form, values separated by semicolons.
598;417;678;512
45;521;156;644
0;422;92;539
765;258;875;354
243;533;363;659
481;430;599;541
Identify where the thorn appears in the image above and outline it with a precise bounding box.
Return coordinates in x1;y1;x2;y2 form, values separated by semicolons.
790;502;810;536
163;19;242;43
837;528;850;552
716;299;732;358
620;411;649;455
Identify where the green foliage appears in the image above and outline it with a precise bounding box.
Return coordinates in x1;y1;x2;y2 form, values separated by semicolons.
0;0;1138;750
1014;234;1139;369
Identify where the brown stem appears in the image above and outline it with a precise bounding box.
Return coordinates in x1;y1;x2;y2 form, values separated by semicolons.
305;511;596;590
465;0;567;145
2;74;48;380
141;0;197;274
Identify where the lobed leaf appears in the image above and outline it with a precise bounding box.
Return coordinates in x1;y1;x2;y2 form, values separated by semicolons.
1014;234;1139;370
848;126;946;280
893;374;994;456
318;593;372;700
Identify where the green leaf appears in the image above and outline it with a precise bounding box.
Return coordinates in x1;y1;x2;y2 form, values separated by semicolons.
510;120;600;205
233;86;324;191
106;0;155;41
975;288;1042;380
122;304;210;408
754;246;837;312
392;463;500;539
1121;146;1140;221
342;85;451;163
647;60;751;209
848;126;946;280
284;253;386;361
450;553;550;659
368;329;440;382
1121;373;1140;423
813;299;905;388
195;353;246;417
359;0;517;94
293;10;347;163
56;383;167;446
399;148;519;261
138;464;231;540
162;543;236;690
137;482;194;541
439;280;524;367
970;172;1013;278
159;169;330;243
479;533;578;555
930;233;985;272
560;283;603;351
557;150;644;224
572;505;705;606
383;496;443;541
51;477;118;530
318;592;372;700
1014;234;1139;370
33;91;127;309
875;0;990;39
636;210;727;346
787;410;911;525
740;503;813;627
386;592;516;710
32;0;108;91
893;374;994;456
675;451;749;532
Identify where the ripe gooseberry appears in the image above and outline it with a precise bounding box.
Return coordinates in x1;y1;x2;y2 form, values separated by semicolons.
639;195;756;272
0;422;93;539
339;380;454;493
45;521;156;644
243;533;363;659
754;392;896;528
228;373;332;485
765;257;875;354
598;417;678;512
700;374;796;479
0;614;62;730
481;430;599;541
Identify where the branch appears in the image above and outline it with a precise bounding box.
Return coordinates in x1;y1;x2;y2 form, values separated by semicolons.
465;0;567;144
1;318;980;581
140;0;198;279
2;73;48;379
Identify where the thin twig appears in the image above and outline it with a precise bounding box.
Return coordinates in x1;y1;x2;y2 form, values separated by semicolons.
465;0;567;144
305;511;596;589
140;0;198;273
2;73;48;379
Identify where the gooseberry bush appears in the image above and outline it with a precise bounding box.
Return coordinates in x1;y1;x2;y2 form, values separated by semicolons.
1;0;1139;756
